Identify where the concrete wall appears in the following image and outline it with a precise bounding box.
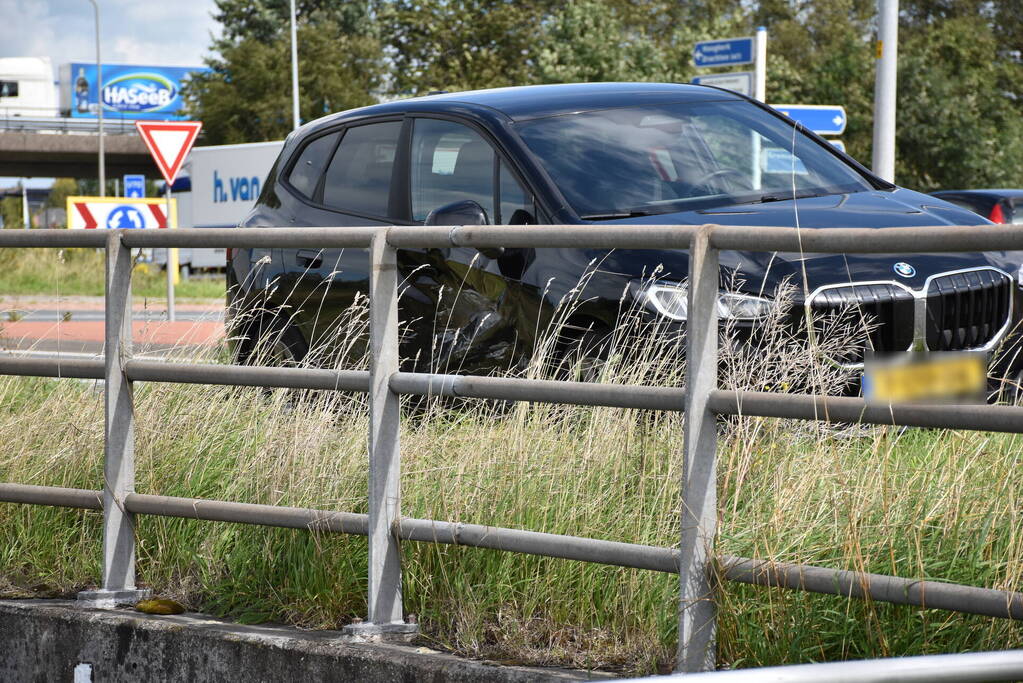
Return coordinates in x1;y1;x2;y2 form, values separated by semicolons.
0;600;616;682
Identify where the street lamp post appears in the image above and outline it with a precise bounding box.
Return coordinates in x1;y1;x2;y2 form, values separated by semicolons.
88;0;105;196
872;0;898;182
21;182;29;229
289;0;300;130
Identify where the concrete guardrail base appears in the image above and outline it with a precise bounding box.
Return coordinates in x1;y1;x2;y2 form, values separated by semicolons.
0;600;617;682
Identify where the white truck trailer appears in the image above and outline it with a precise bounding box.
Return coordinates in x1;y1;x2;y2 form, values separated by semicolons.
159;140;283;272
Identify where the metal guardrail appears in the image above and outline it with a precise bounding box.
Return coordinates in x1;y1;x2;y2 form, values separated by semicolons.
2;224;1023;677
623;650;1023;682
0;114;141;135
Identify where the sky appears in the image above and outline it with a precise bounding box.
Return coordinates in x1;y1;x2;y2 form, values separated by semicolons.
2;0;220;189
2;0;220;69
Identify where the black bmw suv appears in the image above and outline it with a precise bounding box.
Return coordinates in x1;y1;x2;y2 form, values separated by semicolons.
229;83;1023;388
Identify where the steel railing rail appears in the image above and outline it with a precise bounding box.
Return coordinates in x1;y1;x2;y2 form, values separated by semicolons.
0;357;371;393
720;556;1023;620
7;351;1023;432
707;223;1023;254
0;115;141;135
0;356;104;380
5;222;1023;252
5;482;1023;622
624;650;1023;682
126;360;370;393
711;390;1023;433
0;483;102;510
125;492;369;534
3;223;1023;674
390;372;688;411
0;227;377;250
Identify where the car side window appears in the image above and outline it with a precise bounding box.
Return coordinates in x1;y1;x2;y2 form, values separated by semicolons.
411;119;496;222
498;163;534;224
286;132;340;199
321;121;402;217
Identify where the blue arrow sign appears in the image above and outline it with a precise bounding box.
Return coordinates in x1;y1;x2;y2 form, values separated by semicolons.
123;174;145;198
693;37;754;68
772;104;847;135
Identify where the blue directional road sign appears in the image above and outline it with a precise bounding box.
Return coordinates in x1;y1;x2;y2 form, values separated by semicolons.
123;174;145;198
772;104;847;135
693;37;754;68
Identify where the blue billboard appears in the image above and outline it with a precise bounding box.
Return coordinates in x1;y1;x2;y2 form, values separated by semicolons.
60;62;210;120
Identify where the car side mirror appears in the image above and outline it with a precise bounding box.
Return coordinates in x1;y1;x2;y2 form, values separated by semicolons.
424;200;489;227
424;200;504;259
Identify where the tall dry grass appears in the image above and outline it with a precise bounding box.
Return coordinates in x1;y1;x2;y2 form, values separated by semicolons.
2;262;1023;674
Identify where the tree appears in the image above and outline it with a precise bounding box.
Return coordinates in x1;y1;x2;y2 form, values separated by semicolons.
534;1;661;83
378;0;556;95
0;196;23;230
188;0;1023;190
182;0;385;144
45;179;77;210
894;15;1023;190
533;0;745;85
752;0;876;164
379;0;747;94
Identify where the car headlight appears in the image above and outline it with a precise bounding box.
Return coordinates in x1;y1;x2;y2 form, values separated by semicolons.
634;282;773;321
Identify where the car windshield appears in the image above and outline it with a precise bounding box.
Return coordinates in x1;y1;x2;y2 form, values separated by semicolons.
516;99;876;219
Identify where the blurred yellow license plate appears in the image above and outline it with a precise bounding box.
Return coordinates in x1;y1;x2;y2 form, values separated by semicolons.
862;352;987;404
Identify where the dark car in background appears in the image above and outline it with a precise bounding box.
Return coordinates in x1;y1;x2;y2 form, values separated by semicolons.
930;189;1023;225
228;83;1023;393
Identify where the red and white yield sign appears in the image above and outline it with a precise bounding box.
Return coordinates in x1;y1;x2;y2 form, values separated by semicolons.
65;196;178;229
135;120;202;184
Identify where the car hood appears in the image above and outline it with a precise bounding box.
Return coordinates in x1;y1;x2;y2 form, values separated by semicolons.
591;188;1019;294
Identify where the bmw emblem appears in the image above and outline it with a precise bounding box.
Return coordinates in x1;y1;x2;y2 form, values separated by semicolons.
893;262;916;278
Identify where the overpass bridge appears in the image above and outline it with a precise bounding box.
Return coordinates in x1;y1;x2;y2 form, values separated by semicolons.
0;130;152;178
0;116;182;178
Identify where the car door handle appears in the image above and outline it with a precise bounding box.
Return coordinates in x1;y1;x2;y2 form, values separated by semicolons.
296;249;323;269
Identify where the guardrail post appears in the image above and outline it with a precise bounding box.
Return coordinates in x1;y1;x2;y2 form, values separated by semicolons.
78;230;151;608
343;229;417;641
677;226;719;672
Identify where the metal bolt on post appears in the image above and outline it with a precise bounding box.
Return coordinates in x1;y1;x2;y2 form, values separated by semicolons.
342;229;418;642
78;231;151;608
677;226;720;672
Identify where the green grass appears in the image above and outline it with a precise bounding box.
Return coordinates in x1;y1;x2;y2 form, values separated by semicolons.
1;276;1022;674
1;368;1022;674
0;247;225;300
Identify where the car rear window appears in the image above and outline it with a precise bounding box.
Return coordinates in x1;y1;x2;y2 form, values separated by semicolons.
321;121;402;217
1012;199;1023;224
937;194;991;217
286;132;340;199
